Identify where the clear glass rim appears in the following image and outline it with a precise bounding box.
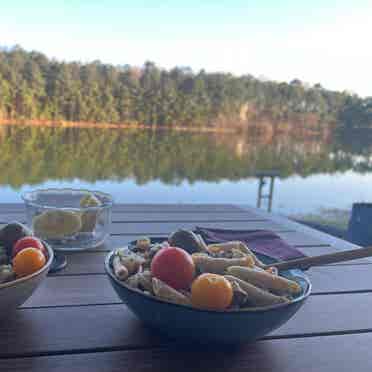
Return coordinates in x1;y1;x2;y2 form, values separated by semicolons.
21;188;114;210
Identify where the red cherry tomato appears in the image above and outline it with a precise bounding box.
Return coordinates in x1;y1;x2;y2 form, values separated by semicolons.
151;247;195;290
13;237;46;258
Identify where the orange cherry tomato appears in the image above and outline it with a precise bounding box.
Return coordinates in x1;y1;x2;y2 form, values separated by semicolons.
191;273;233;310
13;247;46;278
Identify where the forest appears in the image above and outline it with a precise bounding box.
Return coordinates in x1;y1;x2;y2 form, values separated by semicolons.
0;45;371;129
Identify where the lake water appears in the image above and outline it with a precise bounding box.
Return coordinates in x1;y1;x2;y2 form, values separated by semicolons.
0;125;371;217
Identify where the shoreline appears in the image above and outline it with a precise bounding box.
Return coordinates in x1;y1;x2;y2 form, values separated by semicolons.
0;119;237;133
0;118;335;138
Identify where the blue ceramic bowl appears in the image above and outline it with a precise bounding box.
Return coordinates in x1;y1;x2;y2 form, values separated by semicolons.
105;241;311;344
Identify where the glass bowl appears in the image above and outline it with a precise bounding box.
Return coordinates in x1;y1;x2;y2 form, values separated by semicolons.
22;188;113;251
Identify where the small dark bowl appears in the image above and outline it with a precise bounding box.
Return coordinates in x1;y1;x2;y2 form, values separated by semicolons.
105;242;311;344
0;242;54;317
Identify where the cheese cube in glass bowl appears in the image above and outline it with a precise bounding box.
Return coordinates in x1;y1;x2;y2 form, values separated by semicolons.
22;189;113;251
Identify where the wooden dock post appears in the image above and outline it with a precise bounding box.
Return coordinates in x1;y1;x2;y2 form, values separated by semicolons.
255;170;280;212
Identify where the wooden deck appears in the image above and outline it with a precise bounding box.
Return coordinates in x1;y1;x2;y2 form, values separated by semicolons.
1;203;371;372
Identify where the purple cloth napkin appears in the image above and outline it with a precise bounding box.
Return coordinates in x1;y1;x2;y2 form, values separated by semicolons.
195;227;306;261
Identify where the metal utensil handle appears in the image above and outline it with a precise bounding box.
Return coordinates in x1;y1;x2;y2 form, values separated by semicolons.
268;246;372;271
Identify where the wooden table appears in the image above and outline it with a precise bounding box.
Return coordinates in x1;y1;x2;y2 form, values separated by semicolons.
1;203;371;372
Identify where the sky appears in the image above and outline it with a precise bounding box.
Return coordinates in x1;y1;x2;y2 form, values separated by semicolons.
1;0;372;96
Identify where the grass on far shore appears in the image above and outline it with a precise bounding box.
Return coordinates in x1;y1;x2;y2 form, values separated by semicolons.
290;208;350;230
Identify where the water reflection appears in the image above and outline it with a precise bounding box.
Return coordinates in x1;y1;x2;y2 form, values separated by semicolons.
0;125;370;191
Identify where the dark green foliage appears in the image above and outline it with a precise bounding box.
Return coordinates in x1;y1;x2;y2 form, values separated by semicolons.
0;46;367;127
0;126;369;189
338;96;372;129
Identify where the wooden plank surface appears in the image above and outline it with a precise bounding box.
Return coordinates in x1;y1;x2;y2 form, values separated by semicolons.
1;333;372;372
108;220;293;235
0;305;160;358
0;211;266;224
2;220;369;262
105;234;372;264
3;292;372;357
0;203;246;213
22;276;121;307
50;250;371;277
307;265;372;293
107;232;335;250
0;202;369;372
0;220;292;235
240;205;360;251
0;202;354;248
23;264;372;308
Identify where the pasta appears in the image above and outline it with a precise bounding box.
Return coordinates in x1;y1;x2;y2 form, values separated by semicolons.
225;275;288;307
112;256;129;281
111;232;303;311
137;270;153;293
229;279;249;306
227;266;302;296
117;250;145;275
125;273;140;288
192;253;255;274
0;265;15;284
207;241;265;267
152;278;191;306
136;237;151;251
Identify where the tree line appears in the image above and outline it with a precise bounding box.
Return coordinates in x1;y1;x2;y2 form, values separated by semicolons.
1;46;369;129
